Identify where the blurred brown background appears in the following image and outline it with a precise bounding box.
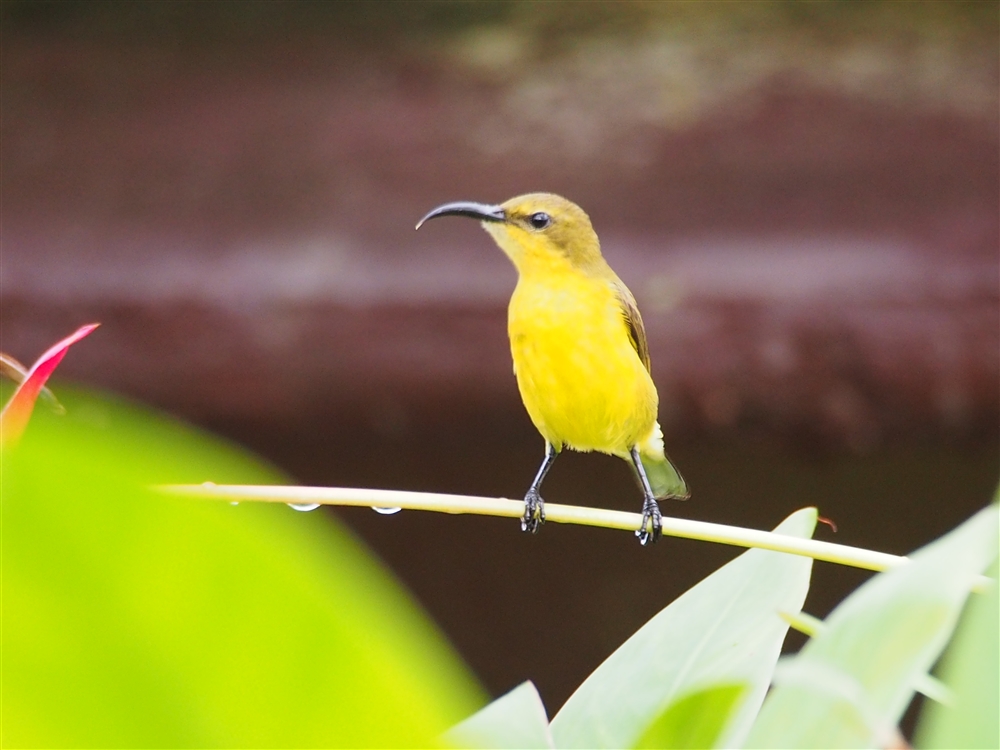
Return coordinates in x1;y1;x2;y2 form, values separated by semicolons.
2;0;998;725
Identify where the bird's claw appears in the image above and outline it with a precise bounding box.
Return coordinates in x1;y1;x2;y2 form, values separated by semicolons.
521;489;546;534
636;498;662;546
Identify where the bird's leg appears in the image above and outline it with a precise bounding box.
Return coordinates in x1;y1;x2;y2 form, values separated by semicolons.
630;446;662;545
522;442;557;533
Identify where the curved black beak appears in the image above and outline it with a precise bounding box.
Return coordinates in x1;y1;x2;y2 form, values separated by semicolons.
415;201;506;230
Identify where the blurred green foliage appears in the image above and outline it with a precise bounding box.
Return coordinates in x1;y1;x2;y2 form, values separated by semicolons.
746;503;997;748
444;681;553;749
915;501;1000;748
443;505;996;749
2;383;996;748
633;684;746;750
1;387;482;747
550;508;816;749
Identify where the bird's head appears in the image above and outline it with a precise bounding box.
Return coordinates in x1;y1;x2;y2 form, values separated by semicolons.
417;192;603;274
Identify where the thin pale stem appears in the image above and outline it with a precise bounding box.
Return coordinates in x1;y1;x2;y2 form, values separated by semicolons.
158;483;909;573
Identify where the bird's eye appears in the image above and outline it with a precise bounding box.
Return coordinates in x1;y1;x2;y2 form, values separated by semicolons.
529;212;551;229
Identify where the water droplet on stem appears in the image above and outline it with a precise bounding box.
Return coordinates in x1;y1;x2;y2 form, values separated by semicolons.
288;503;321;512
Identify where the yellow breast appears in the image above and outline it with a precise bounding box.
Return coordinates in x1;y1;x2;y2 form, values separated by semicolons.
508;271;658;454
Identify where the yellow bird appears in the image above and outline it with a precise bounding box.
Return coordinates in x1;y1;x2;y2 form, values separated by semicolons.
417;193;688;544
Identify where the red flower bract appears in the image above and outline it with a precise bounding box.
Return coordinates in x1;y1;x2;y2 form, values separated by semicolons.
0;324;99;448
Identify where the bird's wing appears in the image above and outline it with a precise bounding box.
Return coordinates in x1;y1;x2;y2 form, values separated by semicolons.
613;283;651;373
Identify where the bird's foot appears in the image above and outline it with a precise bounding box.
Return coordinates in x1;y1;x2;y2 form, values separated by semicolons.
521;489;546;534
636;497;662;546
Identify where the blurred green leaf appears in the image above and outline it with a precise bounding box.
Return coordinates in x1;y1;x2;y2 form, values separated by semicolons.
634;683;747;750
1;388;483;748
443;681;554;749
915;550;999;749
550;507;817;749
745;504;999;749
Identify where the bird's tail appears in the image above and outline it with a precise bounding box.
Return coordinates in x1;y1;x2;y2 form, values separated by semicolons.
634;422;689;500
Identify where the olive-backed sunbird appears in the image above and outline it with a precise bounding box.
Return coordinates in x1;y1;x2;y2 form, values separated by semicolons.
416;193;688;545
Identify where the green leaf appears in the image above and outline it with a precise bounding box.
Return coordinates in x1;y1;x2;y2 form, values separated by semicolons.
745;504;999;749
550;507;817;749
1;388;483;747
444;681;554;749
915;553;999;749
634;683;747;750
